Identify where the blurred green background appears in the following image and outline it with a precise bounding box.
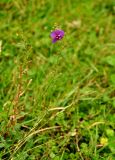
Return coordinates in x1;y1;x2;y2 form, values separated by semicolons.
0;0;115;159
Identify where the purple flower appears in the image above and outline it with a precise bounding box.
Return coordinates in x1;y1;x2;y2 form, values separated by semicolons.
50;29;64;43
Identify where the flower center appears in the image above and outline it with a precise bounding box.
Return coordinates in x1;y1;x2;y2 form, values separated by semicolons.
56;34;61;40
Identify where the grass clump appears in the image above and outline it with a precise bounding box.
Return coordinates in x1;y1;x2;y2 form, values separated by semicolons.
0;0;115;159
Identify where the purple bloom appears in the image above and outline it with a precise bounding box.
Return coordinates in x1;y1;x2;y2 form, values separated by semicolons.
50;29;64;43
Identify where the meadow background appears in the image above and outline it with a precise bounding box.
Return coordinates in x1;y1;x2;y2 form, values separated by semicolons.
0;0;115;159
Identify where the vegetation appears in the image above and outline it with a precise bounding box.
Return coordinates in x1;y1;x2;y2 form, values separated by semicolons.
0;0;115;159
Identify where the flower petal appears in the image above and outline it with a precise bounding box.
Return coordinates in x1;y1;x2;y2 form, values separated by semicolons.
59;30;64;37
52;38;57;43
55;30;64;36
50;32;56;38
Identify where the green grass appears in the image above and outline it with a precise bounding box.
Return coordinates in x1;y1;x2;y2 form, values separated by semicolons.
0;0;115;159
